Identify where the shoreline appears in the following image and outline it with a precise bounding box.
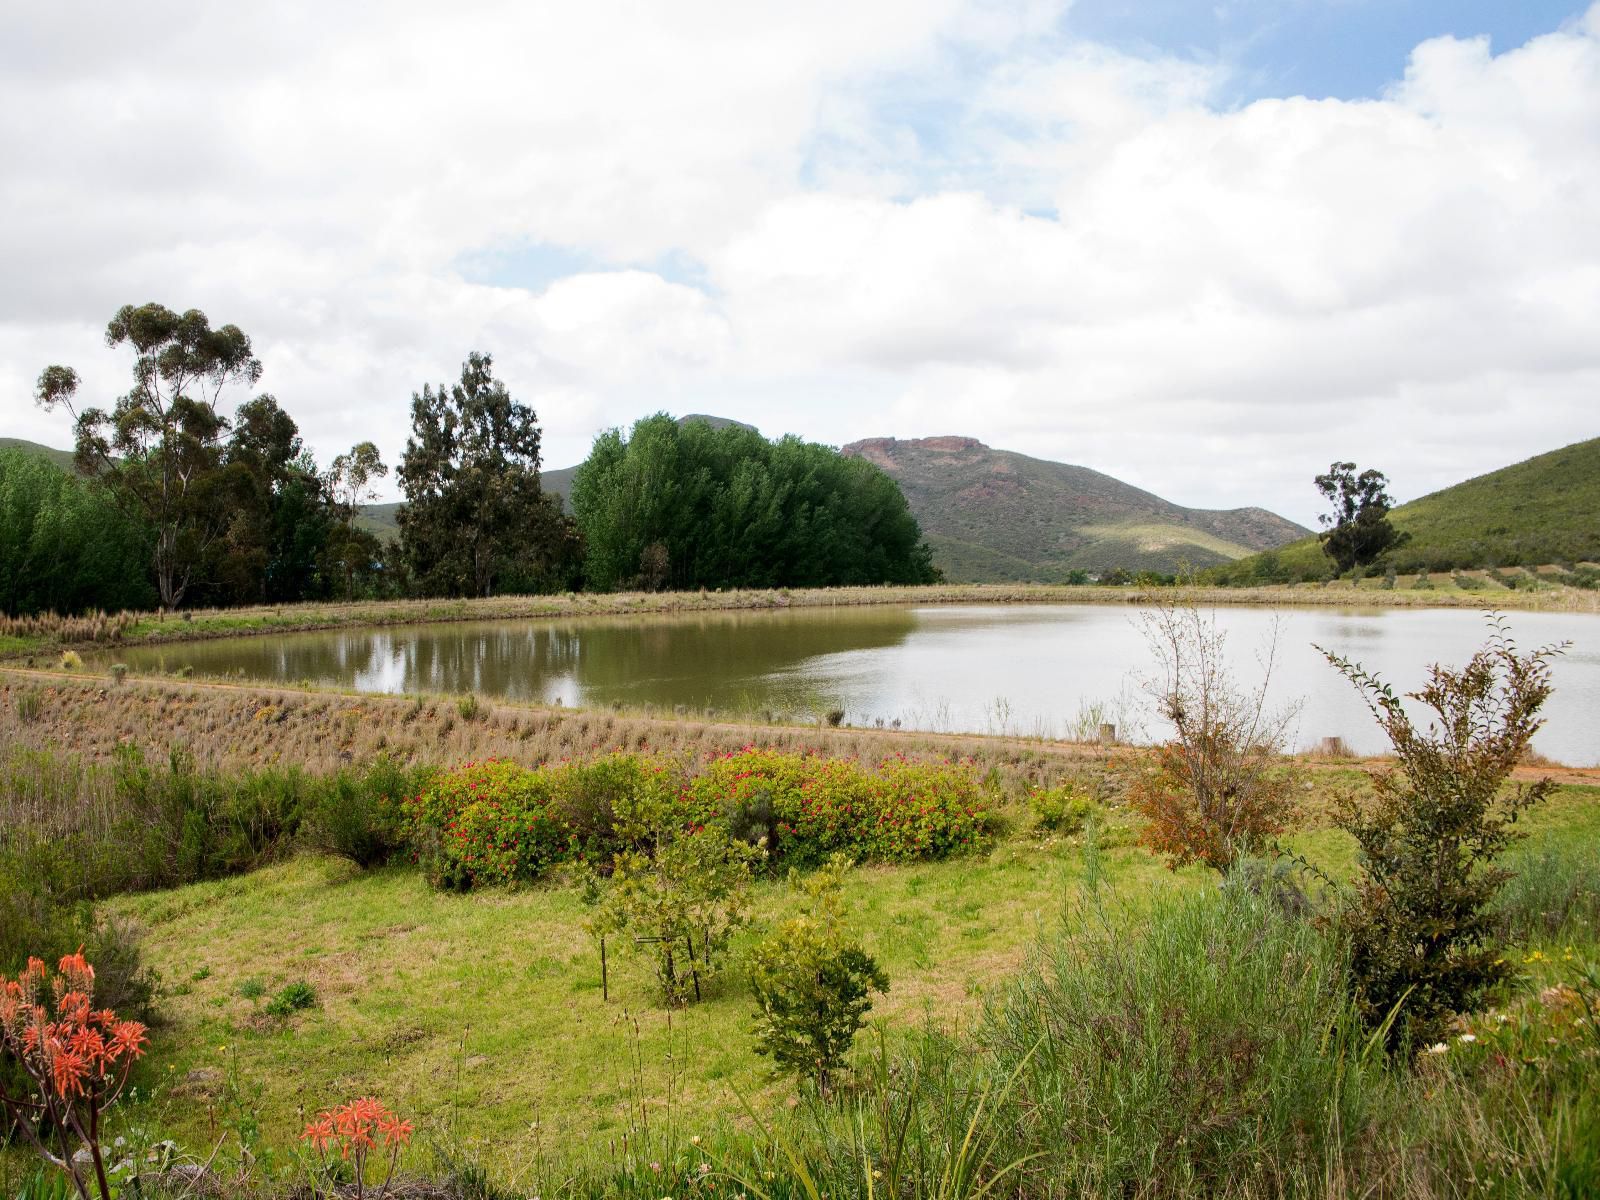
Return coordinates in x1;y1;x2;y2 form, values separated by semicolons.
4;580;1596;659
5;665;1597;786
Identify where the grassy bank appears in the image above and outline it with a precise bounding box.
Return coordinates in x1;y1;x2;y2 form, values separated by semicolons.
3;713;1597;1196
63;784;1600;1196
4;579;1596;660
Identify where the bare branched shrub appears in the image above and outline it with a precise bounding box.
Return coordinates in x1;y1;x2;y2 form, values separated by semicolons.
1129;600;1301;872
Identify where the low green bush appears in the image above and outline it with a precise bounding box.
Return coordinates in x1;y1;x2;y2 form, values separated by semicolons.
690;747;993;867
303;757;429;869
1028;782;1096;833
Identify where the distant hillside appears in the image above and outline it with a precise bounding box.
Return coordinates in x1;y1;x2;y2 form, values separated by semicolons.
0;437;78;472
1213;437;1600;582
841;436;1308;581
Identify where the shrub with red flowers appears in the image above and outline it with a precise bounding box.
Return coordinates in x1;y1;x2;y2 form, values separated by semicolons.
402;759;572;889
405;749;993;891
693;748;992;866
0;952;149;1200
300;1096;413;1200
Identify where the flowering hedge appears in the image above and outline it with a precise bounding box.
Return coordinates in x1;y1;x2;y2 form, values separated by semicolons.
402;748;993;889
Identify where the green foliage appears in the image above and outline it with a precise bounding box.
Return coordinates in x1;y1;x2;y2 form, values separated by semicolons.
753;884;1382;1198
1216;436;1600;581
401;759;570;889
747;856;887;1090
264;979;317;1017
690;747;993;867
1490;841;1600;944
303;757;424;869
397;351;580;597
570;414;936;591
403;750;993;891
590;828;763;1005
0;449;156;616
1315;461;1404;573
1028;783;1096;833
35;303;263;608
1321;618;1564;1049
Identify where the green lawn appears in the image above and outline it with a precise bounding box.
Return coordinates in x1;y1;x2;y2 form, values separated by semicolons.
108;817;1185;1171
99;784;1600;1178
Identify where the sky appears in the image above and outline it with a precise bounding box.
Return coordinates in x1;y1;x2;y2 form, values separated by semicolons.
2;1;1597;528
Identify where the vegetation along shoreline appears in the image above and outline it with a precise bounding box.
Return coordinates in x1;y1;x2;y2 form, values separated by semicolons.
5;579;1597;661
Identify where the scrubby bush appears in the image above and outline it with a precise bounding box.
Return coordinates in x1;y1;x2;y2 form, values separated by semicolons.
402;759;570;888
303;757;427;869
690;748;992;867
748;857;887;1091
14;687;42;723
1322;617;1564;1049
1130;601;1300;872
1028;783;1096;833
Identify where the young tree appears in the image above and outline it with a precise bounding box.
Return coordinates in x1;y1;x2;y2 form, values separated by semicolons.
748;856;887;1092
1315;462;1404;574
398;352;572;597
1321;618;1565;1049
1129;599;1301;872
34;303;263;608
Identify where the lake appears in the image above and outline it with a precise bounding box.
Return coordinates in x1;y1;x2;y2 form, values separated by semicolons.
106;603;1600;764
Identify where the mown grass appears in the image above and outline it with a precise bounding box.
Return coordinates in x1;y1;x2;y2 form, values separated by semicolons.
103;824;1187;1171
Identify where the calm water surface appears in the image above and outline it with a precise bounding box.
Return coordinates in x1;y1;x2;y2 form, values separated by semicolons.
108;604;1600;764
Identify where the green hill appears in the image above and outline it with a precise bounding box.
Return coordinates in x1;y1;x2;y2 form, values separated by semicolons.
841;436;1307;581
0;437;78;472
1213;437;1600;583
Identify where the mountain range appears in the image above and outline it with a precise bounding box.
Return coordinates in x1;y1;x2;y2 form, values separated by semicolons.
838;435;1305;580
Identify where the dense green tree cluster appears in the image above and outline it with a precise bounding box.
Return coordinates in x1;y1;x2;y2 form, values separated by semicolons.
25;303;392;616
0;449;156;616
571;415;937;591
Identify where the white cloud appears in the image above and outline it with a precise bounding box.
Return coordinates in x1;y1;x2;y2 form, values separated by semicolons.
2;2;1598;525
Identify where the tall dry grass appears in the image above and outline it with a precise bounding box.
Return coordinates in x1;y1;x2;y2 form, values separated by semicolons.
0;609;135;644
0;671;1114;795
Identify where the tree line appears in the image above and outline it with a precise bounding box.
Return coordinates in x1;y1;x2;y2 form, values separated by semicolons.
7;302;934;617
570;414;937;591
